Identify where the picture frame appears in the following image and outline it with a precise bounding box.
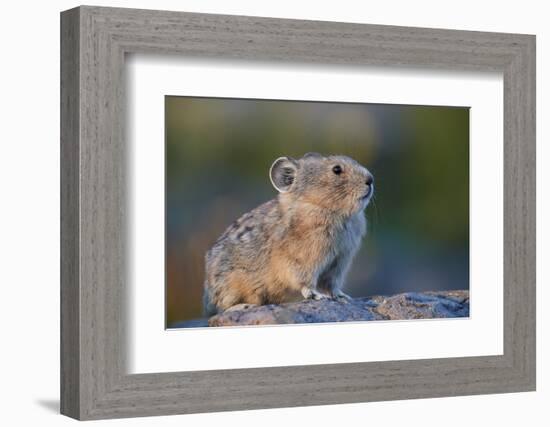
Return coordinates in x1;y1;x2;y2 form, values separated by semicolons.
60;5;536;420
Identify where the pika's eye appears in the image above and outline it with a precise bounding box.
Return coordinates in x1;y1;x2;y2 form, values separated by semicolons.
332;165;343;175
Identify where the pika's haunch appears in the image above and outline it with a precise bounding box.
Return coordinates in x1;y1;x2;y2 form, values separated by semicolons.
203;152;374;315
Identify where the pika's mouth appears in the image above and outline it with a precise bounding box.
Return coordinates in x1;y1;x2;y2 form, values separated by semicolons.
361;184;374;201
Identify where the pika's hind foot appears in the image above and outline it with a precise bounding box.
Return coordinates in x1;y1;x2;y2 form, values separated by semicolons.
301;287;329;301
224;303;258;312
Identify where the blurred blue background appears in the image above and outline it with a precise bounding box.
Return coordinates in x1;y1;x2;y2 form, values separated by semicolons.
165;96;469;326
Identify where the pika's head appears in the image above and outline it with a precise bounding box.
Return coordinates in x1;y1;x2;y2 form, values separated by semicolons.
269;152;374;216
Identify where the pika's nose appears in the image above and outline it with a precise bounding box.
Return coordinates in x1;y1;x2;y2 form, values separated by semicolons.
365;174;374;186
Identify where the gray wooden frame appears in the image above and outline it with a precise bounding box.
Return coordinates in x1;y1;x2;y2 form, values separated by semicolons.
60;5;536;420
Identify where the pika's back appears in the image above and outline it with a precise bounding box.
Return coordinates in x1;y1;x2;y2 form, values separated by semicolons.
206;199;281;265
203;199;284;315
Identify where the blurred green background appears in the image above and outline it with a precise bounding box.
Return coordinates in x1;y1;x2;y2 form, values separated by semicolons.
165;96;469;327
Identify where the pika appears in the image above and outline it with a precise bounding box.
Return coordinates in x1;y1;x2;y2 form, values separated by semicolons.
203;152;374;316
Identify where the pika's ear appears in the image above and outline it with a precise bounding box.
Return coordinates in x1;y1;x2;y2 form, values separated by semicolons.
303;152;322;159
269;157;298;193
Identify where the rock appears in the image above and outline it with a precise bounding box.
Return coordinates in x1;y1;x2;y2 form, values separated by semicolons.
207;290;469;327
372;290;470;320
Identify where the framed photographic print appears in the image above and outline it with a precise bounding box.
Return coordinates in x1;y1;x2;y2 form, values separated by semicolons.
61;5;536;420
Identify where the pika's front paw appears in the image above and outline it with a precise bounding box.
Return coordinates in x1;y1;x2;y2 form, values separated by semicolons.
301;287;329;301
331;291;352;301
312;291;330;301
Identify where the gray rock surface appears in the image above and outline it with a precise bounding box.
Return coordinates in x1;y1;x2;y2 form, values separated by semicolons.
207;290;469;327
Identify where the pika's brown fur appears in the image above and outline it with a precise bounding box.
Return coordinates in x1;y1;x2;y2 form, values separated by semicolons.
203;152;374;315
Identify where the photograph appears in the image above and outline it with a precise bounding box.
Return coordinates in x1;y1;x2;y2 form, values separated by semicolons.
165;96;470;328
